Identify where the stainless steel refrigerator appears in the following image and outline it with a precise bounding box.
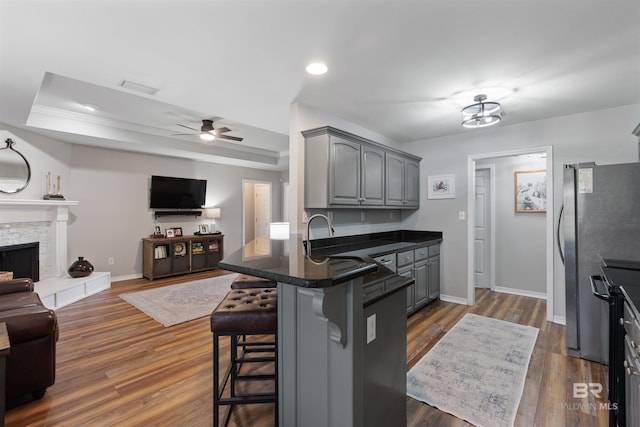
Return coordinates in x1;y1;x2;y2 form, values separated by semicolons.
563;162;640;363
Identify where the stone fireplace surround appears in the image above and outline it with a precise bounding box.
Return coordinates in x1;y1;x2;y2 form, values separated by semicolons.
0;199;110;309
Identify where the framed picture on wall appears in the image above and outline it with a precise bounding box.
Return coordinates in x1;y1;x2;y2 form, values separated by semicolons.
427;174;456;199
515;169;547;213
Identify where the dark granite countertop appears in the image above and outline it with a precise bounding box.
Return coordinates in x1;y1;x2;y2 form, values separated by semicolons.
218;230;442;291
310;230;442;258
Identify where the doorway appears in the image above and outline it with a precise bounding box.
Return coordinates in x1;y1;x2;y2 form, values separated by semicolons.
467;146;554;322
242;180;272;258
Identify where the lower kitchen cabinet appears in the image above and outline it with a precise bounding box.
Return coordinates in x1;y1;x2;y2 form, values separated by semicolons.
392;243;440;316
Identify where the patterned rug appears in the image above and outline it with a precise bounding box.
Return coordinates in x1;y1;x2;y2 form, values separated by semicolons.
407;313;539;427
120;273;238;327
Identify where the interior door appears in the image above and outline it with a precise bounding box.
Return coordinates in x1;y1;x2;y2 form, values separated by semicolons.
474;168;491;288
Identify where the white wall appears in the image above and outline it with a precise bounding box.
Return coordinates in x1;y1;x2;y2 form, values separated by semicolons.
401;103;640;320
477;155;547;295
1;124;283;281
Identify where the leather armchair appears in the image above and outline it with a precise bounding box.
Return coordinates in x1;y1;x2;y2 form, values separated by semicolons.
0;278;58;402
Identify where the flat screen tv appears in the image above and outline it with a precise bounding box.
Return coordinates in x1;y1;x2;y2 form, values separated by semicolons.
149;175;207;209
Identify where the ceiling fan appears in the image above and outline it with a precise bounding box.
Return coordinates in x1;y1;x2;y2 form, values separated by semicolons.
173;119;244;142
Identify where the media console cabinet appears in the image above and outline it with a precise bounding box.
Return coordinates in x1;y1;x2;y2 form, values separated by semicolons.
142;234;224;280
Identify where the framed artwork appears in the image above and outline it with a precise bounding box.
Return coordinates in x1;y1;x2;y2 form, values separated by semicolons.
165;228;175;238
154;225;162;235
515;170;547;213
427;174;456;199
199;224;209;234
173;227;183;237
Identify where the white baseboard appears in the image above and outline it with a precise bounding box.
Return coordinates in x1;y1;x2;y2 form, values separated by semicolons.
439;294;469;305
111;273;142;283
553;315;566;325
493;286;547;300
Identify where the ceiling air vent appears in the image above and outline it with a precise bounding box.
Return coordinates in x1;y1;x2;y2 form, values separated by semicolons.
119;80;159;95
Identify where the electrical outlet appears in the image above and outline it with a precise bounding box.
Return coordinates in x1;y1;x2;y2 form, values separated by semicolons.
366;314;376;344
361;211;366;221
108;257;115;265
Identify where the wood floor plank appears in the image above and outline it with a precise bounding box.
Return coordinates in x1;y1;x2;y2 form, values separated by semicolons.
5;276;607;426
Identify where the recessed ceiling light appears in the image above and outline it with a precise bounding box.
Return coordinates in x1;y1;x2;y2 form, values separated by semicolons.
306;62;328;75
80;103;100;112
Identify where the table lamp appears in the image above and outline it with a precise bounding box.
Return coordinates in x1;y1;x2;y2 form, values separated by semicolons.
204;207;221;233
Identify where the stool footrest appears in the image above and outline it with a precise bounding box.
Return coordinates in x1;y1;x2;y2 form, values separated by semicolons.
217;394;277;405
235;373;276;381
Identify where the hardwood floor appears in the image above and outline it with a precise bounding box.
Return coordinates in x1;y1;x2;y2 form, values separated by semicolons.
6;272;608;426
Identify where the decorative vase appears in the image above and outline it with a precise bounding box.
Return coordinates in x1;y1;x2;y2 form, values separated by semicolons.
68;256;94;278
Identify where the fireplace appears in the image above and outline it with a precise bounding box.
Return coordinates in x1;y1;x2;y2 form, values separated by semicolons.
0;242;39;281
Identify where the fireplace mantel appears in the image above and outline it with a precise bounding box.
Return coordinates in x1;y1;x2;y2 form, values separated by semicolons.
0;198;78;277
0;199;79;206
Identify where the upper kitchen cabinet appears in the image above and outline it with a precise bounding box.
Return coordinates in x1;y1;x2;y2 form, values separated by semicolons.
384;153;420;208
303;126;421;209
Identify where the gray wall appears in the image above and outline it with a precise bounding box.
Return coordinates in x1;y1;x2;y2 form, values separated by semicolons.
477;155;547;295
0;124;283;280
401;103;640;321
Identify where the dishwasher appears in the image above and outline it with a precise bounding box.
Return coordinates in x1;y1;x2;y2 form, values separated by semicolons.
373;254;397;272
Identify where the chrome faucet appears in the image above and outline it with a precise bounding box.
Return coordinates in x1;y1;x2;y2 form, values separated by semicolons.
304;213;335;255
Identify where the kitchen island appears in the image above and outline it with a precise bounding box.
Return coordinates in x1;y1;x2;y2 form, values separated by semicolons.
218;233;420;427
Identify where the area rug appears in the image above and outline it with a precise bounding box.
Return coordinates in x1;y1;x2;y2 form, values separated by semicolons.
406;313;538;427
120;273;238;327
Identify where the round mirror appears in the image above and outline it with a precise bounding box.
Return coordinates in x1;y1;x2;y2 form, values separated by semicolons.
0;138;31;194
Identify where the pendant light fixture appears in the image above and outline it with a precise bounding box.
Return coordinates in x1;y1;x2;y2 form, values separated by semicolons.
461;94;502;128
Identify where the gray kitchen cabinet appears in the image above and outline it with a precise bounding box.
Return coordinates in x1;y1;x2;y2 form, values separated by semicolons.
329;137;361;205
329;138;385;206
385;153;404;206
404;157;420;207
361;145;385;206
398;265;415;313
413;259;429;308
428;254;440;301
385;153;420;208
303;126;420;209
396;250;415;313
396;243;441;315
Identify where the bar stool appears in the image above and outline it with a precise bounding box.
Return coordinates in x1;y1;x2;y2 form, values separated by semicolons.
230;274;277;289
210;288;278;427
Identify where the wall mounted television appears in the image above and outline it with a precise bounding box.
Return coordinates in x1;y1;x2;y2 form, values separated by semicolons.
149;175;207;209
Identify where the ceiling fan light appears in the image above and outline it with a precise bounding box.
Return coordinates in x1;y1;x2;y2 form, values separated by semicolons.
200;133;215;141
461;94;502;129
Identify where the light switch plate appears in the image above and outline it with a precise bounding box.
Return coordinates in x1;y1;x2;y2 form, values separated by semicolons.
367;314;376;344
458;211;466;220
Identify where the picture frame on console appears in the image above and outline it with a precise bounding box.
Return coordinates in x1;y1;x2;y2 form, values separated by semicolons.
173;227;183;237
165;229;175;238
199;224;209;234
